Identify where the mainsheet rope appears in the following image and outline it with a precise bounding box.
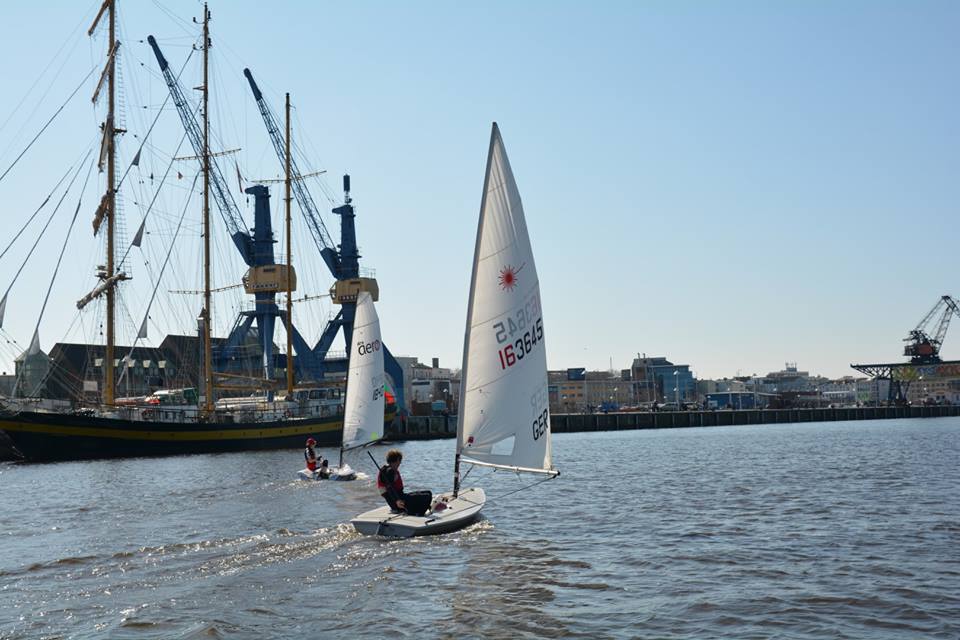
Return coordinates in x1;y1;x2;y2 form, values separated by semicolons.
458;463;560;505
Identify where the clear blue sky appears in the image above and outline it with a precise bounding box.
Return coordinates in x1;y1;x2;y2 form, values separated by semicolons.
0;1;957;381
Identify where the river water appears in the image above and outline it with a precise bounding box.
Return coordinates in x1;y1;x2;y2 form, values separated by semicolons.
1;417;958;639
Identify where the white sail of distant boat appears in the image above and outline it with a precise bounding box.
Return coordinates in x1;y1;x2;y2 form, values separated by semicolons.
299;291;383;481
332;291;384;479
352;122;558;537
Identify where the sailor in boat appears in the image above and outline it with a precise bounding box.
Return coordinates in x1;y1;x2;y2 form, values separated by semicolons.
304;438;319;473
318;457;331;480
377;449;432;516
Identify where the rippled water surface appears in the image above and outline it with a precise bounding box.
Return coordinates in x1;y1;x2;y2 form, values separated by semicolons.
2;417;959;639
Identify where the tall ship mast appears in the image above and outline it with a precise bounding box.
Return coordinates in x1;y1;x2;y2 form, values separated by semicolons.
200;2;214;414
90;0;127;406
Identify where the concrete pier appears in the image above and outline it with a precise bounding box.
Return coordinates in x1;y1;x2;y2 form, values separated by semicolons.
386;405;960;441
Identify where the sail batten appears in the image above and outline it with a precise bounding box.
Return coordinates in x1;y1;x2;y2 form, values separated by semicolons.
456;123;554;476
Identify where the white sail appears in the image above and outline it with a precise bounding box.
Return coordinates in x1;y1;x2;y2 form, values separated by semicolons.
457;123;554;475
342;291;385;451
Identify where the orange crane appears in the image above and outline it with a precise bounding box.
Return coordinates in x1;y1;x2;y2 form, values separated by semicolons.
903;295;960;364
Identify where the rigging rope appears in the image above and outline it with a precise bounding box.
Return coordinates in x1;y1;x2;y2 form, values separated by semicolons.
31;158;95;343
114;48;192;194
0;167;73;263
485;472;558;503
118;171;198;386
0;65;97;186
1;152;92;326
0;8;88;137
17;157;95;394
116;129;189;271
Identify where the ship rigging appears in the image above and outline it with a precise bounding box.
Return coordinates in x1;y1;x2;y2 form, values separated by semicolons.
0;1;399;461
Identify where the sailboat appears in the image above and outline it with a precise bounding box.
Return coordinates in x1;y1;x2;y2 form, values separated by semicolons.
299;291;384;481
352;123;559;537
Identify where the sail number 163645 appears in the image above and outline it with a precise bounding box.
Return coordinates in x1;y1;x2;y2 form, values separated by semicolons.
496;317;543;370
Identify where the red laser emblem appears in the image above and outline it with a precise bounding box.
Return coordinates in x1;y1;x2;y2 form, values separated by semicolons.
498;265;521;291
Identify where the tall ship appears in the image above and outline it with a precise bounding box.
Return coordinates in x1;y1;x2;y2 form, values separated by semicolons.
0;2;402;462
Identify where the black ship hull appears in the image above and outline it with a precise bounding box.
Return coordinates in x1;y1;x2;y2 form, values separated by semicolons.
0;410;376;462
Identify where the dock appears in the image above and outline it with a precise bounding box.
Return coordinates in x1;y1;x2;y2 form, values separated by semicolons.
386;405;960;441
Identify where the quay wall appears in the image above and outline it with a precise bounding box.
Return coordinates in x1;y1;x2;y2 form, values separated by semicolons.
387;405;960;441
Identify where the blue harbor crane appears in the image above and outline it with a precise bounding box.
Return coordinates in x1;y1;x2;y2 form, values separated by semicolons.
147;36;314;384
243;68;405;407
146;38;404;407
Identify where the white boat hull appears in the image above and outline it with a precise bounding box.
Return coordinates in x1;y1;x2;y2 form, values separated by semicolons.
330;463;357;481
297;463;357;481
297;468;323;481
351;487;485;537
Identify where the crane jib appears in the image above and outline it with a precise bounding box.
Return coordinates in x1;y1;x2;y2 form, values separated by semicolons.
147;36;255;267
243;67;341;279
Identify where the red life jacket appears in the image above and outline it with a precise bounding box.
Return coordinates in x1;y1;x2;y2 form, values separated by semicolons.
377;465;403;495
304;447;317;471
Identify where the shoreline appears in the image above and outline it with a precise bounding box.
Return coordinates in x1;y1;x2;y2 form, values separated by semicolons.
386;405;960;441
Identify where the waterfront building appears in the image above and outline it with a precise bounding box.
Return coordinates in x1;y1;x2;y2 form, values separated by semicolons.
6;334;332;404
13;347;51;398
706;391;757;409
548;368;634;413
548;356;696;413
760;362;828;394
631;356;695;405
399;357;459;415
853;378;890;405
549;368;587;413
584;370;635;411
905;375;960;405
0;373;14;397
697;378;748;395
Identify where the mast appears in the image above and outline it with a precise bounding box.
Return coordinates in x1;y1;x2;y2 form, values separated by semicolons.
86;0;120;405
201;3;214;413
285;93;294;397
105;0;116;405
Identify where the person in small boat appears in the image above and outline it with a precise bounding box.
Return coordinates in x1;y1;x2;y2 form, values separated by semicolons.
318;457;330;479
304;438;318;472
377;449;432;516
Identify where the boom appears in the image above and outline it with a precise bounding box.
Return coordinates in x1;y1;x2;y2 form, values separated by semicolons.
147;35;254;266
243;68;340;277
903;294;960;364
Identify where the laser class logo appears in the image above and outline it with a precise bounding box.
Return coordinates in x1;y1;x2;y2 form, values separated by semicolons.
498;263;525;291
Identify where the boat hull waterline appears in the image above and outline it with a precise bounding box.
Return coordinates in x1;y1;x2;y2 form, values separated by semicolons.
351;487;485;537
1;411;393;462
